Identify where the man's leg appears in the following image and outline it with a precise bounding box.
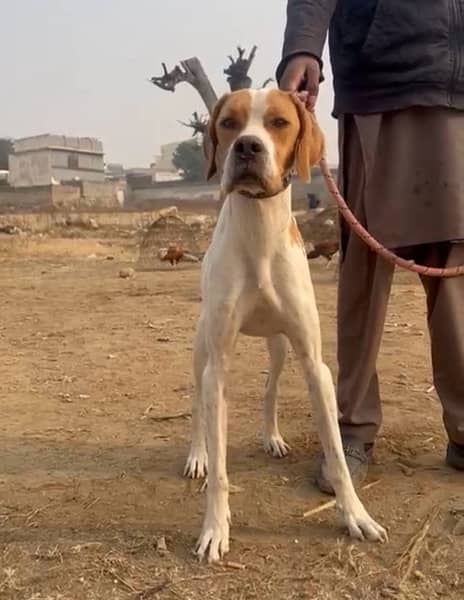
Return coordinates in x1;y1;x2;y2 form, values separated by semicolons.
420;242;464;468
316;116;395;494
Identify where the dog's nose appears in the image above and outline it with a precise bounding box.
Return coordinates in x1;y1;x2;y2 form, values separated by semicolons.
234;135;264;160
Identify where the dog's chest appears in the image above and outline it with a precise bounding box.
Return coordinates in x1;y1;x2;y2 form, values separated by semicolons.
239;289;284;337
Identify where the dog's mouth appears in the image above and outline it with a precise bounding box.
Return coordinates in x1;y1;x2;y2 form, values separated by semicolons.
226;162;271;194
227;167;292;200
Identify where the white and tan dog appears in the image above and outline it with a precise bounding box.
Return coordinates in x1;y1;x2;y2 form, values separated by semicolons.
184;89;387;562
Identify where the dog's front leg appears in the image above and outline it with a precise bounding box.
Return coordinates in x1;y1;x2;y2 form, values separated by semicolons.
288;307;387;543
184;315;208;479
196;313;237;562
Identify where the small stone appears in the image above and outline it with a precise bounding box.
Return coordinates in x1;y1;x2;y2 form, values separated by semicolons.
399;463;414;477
107;354;116;359
119;268;135;279
156;536;168;554
78;394;90;400
88;218;99;230
157;337;170;343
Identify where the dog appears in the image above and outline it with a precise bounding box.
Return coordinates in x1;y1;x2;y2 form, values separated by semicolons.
184;89;387;562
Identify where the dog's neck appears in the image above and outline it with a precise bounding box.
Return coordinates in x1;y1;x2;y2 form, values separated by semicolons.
225;186;292;246
221;187;293;308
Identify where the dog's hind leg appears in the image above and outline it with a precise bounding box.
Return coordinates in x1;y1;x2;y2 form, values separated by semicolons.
184;316;208;479
263;334;290;458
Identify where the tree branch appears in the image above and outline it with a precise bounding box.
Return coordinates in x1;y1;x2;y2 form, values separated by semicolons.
178;112;208;136
223;45;257;91
150;58;218;114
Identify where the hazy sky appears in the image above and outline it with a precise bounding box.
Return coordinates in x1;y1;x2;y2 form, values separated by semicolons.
1;1;337;168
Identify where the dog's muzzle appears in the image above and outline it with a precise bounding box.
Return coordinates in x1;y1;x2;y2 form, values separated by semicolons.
231;135;267;183
227;135;291;199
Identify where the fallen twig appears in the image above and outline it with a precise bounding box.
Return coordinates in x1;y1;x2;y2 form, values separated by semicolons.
149;412;191;422
137;573;230;599
200;478;208;493
395;504;441;584
25;502;54;525
84;496;100;511
224;561;246;570
303;480;381;518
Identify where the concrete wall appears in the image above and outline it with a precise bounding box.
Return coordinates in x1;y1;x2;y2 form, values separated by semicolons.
10;135;105;187
0;210;161;233
0;186;52;212
80;181;125;209
128;182;220;211
9;151;51;187
50;185;82;210
10;149;104;187
0;181;126;213
50;149;104;183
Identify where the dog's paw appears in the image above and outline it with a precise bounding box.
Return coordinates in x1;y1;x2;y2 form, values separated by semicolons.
264;433;290;458
184;447;208;479
196;512;231;563
343;504;388;543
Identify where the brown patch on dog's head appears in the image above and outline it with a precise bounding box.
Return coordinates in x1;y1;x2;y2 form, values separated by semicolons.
257;89;325;183
205;90;252;180
286;94;324;182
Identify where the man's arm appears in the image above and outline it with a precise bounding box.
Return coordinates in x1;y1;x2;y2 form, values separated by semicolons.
277;0;337;107
280;0;337;73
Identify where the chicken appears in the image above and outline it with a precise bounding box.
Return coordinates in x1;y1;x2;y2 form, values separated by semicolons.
307;240;339;262
161;244;185;266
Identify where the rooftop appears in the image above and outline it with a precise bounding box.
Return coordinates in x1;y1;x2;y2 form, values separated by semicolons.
13;134;104;156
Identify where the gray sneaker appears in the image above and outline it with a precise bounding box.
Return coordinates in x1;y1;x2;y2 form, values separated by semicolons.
315;437;373;496
446;441;464;471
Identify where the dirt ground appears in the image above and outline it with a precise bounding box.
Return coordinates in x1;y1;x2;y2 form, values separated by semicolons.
0;233;463;600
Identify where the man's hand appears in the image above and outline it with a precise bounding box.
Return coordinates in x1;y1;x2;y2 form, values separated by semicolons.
279;55;321;110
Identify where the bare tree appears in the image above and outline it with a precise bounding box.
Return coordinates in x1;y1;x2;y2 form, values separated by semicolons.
178;112;208;137
150;45;260;116
224;45;257;91
150;57;218;114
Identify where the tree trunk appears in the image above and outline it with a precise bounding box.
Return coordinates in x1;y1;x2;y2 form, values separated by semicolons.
180;58;218;115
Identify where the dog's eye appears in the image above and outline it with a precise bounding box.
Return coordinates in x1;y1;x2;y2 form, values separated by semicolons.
220;117;238;130
271;117;289;129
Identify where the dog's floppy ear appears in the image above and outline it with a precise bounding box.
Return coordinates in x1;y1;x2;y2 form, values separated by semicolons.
205;94;230;180
290;95;325;182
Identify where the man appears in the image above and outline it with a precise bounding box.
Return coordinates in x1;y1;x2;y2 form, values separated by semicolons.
277;0;464;494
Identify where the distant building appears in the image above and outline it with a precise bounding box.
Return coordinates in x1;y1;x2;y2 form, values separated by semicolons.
125;167;156;189
8;134;105;187
105;162;125;181
152;141;184;183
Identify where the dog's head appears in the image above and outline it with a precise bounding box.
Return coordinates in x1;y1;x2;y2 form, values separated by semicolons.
204;88;324;198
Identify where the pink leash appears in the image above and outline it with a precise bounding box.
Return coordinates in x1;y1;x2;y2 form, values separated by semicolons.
319;157;464;278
